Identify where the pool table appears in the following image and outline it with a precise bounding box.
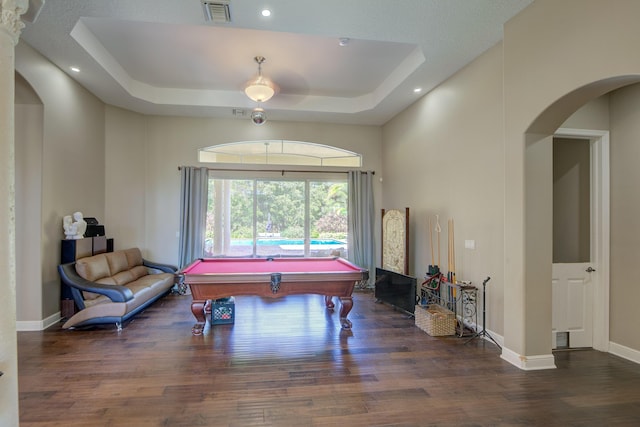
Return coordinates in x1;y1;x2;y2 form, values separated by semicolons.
180;257;368;335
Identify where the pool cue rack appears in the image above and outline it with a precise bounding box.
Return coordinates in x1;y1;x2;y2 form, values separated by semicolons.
420;273;477;337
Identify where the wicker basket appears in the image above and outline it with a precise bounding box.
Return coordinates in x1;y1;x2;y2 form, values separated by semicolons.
415;304;456;336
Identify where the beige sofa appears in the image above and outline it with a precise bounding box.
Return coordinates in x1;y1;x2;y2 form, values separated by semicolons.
58;248;176;330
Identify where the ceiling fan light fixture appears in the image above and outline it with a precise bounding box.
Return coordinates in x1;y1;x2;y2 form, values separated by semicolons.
244;77;275;103
244;56;276;103
251;107;267;125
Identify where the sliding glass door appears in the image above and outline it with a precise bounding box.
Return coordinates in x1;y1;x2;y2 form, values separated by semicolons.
205;176;348;258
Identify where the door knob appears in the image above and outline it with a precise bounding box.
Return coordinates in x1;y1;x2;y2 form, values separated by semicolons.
586;266;596;273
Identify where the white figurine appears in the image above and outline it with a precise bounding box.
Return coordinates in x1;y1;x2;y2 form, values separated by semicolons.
63;215;77;240
72;211;87;239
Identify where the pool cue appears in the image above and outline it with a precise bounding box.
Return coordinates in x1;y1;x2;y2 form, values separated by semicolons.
451;219;456;297
436;215;441;268
451;219;455;282
448;219;453;282
429;217;434;267
448;218;452;302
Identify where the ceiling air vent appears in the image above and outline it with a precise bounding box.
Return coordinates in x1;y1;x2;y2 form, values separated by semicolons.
202;1;231;23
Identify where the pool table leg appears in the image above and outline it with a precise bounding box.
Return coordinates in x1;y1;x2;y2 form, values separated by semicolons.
324;295;335;309
191;299;207;335
339;296;353;329
325;296;353;329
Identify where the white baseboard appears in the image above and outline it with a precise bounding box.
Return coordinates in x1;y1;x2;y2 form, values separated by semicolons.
501;346;557;370
16;311;61;331
609;341;640;364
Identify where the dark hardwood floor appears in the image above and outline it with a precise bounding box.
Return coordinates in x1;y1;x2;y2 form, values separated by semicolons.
18;291;640;426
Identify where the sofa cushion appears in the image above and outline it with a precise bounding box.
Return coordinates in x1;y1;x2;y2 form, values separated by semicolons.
76;255;111;282
124;248;144;269
82;275;118;301
105;251;129;276
130;265;148;280
132;273;174;291
112;270;136;285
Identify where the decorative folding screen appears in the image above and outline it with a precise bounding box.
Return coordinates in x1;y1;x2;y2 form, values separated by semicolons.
381;208;409;274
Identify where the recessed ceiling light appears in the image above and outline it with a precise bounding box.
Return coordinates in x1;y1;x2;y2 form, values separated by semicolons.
413;87;422;93
70;66;80;73
261;9;271;17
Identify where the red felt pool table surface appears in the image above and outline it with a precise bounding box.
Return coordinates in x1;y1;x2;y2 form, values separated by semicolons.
182;257;362;274
180;257;368;335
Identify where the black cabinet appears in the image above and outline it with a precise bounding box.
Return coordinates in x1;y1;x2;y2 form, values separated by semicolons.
61;238;93;264
60;237;114;318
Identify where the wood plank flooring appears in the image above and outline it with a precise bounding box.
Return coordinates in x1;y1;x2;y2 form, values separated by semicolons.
18;291;640;426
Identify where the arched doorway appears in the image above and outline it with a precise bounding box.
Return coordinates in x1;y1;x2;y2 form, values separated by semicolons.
504;77;640;370
499;0;640;370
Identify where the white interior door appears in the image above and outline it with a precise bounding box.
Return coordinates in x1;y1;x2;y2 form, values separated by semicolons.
552;262;594;348
552;134;604;349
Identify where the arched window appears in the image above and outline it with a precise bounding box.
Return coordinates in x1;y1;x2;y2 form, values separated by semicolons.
198;140;362;168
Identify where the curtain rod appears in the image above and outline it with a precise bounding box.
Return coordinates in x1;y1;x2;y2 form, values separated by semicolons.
178;166;374;175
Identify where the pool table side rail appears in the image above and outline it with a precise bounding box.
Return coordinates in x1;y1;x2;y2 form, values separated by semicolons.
188;280;359;300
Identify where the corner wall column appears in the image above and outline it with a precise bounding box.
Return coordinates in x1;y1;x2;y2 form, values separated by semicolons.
0;0;29;424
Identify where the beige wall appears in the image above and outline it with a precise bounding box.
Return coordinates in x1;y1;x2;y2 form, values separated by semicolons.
609;83;640;350
105;106;147;252
382;43;505;334
15;41;106;320
561;95;610;131
104;109;384;264
15;74;43;323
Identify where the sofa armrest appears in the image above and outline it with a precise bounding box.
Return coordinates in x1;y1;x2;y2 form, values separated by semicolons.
142;259;178;274
58;263;134;304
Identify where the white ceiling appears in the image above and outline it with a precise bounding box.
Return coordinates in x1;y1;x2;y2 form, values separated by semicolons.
20;0;532;125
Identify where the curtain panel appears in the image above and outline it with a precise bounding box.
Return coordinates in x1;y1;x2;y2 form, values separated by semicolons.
347;171;375;287
178;167;208;269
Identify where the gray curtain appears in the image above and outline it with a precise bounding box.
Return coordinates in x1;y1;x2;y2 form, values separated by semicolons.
348;170;375;287
178;167;208;269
